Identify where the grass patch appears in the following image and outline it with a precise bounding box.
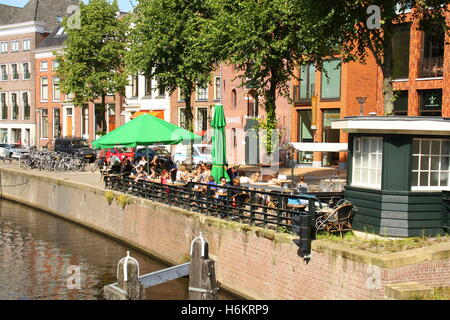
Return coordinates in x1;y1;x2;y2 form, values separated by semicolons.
315;232;450;254
412;287;450;300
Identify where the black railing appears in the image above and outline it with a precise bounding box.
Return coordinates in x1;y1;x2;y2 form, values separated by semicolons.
104;176;344;232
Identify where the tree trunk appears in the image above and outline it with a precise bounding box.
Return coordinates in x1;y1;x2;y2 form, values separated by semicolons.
184;91;194;166
101;93;107;134
381;24;394;116
263;77;278;155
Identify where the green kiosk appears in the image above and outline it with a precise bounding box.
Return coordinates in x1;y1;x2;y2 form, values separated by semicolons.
332;116;450;238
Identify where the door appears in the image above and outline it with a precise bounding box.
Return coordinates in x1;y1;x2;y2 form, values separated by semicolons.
66;108;73;137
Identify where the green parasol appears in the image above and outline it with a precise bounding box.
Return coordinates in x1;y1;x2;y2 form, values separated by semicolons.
92;113;201;173
211;104;230;183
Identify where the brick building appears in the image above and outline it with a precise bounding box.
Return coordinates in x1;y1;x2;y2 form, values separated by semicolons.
170;64;291;166
34;27;123;148
291;7;450;168
0;1;79;147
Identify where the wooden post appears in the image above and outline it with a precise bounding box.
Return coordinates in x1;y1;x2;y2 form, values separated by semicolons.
116;251;145;300
188;233;219;300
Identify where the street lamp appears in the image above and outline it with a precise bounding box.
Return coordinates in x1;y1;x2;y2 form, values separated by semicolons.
356;97;367;116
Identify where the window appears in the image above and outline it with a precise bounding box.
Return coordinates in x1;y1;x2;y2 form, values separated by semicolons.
53;77;60;101
196;108;208;139
392;23;411;79
11;40;19;52
23;63;30;79
322;109;340;143
52;60;59;70
41;77;49;101
81;104;89;137
395;0;415;14
144;76;152;96
214;76;221;100
419;89;442;116
231;89;237;109
23;39;30;51
196;86;208;101
299;63;316;102
0;42;7;54
419;23;444;78
247;90;258;117
54;108;61;138
352;137;383;189
40;61;48;71
11;64;19;80
393;91;408;116
178;88;185;101
0;93;7;120
42;109;48;138
320;59;341;100
0;65;7;80
11;93;18;120
411;138;450;190
131;73;139;97
22;92;30;120
179;107;187;129
0;128;7;143
156;77;165;96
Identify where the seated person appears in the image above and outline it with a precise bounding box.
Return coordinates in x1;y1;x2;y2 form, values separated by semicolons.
175;165;189;182
296;176;308;193
134;170;148;182
121;159;133;177
160;170;170;184
226;166;239;183
268;173;280;185
149;165;158;179
205;175;217;192
110;159;121;174
249;172;262;184
216;176;230;200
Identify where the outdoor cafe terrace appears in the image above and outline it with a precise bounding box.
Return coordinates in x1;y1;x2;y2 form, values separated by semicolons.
103;173;347;234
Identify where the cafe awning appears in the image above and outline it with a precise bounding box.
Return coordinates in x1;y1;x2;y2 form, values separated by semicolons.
291;142;348;152
131;110;165;120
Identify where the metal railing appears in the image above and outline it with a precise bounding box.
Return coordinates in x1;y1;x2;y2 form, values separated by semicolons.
104;176;344;232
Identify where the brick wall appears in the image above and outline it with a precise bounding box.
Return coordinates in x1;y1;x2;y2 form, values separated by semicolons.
1;168;448;299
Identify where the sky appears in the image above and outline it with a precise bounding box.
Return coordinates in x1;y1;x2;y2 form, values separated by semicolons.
0;0;135;12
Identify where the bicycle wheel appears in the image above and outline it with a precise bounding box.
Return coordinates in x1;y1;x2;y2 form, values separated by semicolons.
91;160;99;172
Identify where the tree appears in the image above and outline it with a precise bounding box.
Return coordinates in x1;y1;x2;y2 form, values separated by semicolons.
127;0;220;134
302;0;449;115
56;0;128;135
214;0;346;154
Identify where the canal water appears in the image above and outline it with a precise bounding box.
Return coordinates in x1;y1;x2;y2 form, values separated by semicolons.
0;199;235;300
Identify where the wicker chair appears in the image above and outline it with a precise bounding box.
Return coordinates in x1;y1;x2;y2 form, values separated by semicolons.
316;203;354;236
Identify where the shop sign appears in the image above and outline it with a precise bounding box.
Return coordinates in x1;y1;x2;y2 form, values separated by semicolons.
311;96;318;129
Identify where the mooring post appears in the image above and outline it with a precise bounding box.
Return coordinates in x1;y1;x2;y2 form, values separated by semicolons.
188;232;219;300
116;251;145;300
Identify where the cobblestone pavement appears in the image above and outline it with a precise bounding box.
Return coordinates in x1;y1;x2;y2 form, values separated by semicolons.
0;161;105;190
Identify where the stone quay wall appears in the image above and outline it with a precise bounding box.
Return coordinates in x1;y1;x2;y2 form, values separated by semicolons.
0;167;448;299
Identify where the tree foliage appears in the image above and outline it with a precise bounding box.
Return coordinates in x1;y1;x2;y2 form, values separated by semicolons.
301;0;449;115
56;0;128;133
214;0;346;153
127;0;220;133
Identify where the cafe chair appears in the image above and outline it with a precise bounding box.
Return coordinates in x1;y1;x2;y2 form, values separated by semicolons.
316;203;354;237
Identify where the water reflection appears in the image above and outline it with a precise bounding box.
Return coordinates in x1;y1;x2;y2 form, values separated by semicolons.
0;199;234;300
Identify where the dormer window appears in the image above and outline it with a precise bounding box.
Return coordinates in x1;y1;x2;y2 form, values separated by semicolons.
56;27;65;36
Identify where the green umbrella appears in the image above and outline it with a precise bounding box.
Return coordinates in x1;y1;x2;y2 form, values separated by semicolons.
92;113;200;148
92;113;201;173
211;104;230;183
